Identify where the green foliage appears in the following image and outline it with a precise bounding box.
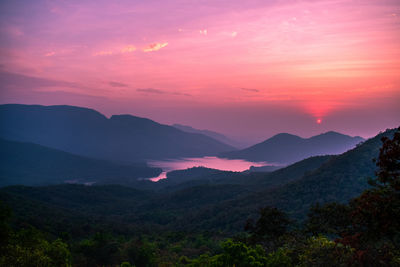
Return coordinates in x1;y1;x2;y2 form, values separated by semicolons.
0;200;12;247
305;202;351;236
0;227;71;267
188;239;267;267
297;236;354;267
303;128;400;265
122;239;158;267
216;239;267;267
75;232;120;266
245;206;290;250
120;261;134;267
265;247;292;267
372;127;400;190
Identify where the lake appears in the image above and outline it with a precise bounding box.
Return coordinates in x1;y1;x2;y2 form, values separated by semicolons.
147;156;271;182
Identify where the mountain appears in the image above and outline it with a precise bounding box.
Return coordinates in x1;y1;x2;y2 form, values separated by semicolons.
196;128;397;228
0;104;235;162
0;138;161;187
0;128;396;235
220;131;364;164
172;124;248;149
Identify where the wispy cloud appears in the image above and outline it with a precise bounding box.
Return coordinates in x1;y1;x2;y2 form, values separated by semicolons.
143;42;168;52
109;81;128;87
0;71;81;89
199;29;208;35
241;87;259;93
172;91;192;97
121;45;136;53
137;88;165;94
137;88;191;96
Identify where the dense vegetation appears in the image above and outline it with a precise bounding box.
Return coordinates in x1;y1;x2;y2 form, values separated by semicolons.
0;128;398;266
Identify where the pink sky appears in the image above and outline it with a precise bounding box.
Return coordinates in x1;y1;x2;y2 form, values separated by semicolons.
0;0;399;142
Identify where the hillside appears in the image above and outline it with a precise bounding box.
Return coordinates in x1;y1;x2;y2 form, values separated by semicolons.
0;128;396;235
0;104;235;162
172;124;245;148
220;131;364;164
0;138;161;187
190;128;396;230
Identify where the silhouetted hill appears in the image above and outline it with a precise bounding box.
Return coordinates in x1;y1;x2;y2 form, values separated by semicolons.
220;131;364;164
196;128;397;229
246;165;282;173
0;138;161;187
172;124;244;148
245;155;332;186
0;104;235;162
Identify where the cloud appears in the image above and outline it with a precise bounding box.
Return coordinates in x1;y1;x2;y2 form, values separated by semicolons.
121;45;136;53
241;87;259;93
199;29;208;35
231;31;238;37
137;88;165;94
143;42;168;52
137;88;191;96
0;71;82;90
172;91;192;97
109;81;128;87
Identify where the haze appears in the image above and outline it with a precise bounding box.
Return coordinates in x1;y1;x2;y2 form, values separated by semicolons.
0;0;399;142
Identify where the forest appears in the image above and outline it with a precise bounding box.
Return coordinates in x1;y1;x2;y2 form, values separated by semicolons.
0;128;399;266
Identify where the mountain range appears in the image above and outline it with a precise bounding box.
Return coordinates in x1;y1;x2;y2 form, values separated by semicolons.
220;131;364;164
0;104;234;162
1;127;395;233
172;124;249;148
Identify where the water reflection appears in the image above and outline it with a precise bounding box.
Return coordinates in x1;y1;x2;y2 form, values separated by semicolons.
148;156;272;182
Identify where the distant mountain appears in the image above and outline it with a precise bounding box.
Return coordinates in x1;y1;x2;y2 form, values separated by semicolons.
220;131;364;164
234;128;397;219
172;124;246;148
0;104;235;162
0;138;161;187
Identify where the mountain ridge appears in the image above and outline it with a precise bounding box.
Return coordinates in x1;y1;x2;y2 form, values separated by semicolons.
0;104;235;162
220;131;364;164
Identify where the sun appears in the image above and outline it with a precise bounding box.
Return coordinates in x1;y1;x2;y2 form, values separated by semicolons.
316;119;322;124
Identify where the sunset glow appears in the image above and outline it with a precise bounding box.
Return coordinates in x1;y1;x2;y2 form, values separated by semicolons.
0;0;399;141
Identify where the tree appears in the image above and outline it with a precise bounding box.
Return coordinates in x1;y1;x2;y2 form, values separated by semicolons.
187;239;267;267
297;236;354;267
305;202;351;236
371;127;400;190
0;227;71;267
245;206;290;250
339;128;400;265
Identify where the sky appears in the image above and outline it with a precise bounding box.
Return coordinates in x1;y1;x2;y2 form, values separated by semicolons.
0;0;399;143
